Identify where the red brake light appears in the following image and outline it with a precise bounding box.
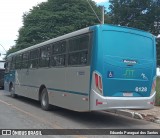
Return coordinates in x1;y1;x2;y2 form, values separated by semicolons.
95;73;99;88
94;73;103;93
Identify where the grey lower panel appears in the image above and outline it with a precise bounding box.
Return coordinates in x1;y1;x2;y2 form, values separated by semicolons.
48;90;89;112
13;66;90;111
15;85;39;100
90;89;156;110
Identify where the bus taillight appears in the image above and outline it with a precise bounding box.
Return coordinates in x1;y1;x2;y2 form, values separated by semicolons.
94;73;103;93
95;73;99;88
151;79;156;96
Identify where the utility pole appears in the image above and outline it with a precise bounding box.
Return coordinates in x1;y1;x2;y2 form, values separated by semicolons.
86;0;105;25
101;6;105;24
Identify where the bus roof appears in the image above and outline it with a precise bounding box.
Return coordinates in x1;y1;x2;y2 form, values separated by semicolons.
8;27;90;58
8;24;153;58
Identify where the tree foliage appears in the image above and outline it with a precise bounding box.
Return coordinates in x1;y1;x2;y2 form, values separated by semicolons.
157;39;160;65
7;0;160;64
7;0;110;55
109;0;160;34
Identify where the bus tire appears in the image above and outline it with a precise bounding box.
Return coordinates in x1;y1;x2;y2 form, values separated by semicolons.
9;83;16;98
40;88;51;111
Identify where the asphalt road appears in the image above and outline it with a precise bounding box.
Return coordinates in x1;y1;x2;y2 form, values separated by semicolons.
0;90;159;138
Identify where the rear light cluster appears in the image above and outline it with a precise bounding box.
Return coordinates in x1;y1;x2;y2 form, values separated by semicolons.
151;79;156;96
95;73;103;94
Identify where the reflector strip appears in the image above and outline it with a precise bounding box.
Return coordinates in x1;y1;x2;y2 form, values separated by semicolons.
96;99;103;106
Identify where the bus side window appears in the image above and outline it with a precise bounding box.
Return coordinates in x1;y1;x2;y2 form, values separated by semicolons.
68;34;89;66
39;45;51;67
5;58;12;73
4;62;6;69
30;49;39;68
22;52;29;69
10;56;15;70
4;62;8;73
51;41;66;67
15;55;22;69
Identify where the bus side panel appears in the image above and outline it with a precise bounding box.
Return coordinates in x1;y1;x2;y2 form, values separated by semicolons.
14;67;65;100
14;66;90;112
49;66;90;112
15;69;39;100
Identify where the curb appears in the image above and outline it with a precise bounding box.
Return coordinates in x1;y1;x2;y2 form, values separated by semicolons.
106;110;160;124
140;113;160;124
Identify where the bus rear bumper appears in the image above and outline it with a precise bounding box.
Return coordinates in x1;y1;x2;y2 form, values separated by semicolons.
90;90;156;111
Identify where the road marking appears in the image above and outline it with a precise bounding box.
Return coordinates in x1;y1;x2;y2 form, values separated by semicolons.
0;99;61;129
0;99;88;138
0;99;12;106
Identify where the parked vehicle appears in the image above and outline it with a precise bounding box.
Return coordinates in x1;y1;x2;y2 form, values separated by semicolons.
0;61;5;89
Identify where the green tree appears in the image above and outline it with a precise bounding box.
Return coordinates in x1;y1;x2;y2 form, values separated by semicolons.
109;0;160;34
7;0;110;55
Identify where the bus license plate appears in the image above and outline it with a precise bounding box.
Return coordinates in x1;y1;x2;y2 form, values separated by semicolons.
123;93;133;97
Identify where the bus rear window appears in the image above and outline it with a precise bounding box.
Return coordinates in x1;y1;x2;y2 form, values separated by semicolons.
103;31;154;60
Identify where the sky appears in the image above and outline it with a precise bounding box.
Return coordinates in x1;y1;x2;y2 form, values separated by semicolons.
0;0;109;60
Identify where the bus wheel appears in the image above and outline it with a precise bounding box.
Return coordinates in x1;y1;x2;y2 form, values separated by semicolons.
9;84;16;98
40;88;51;111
